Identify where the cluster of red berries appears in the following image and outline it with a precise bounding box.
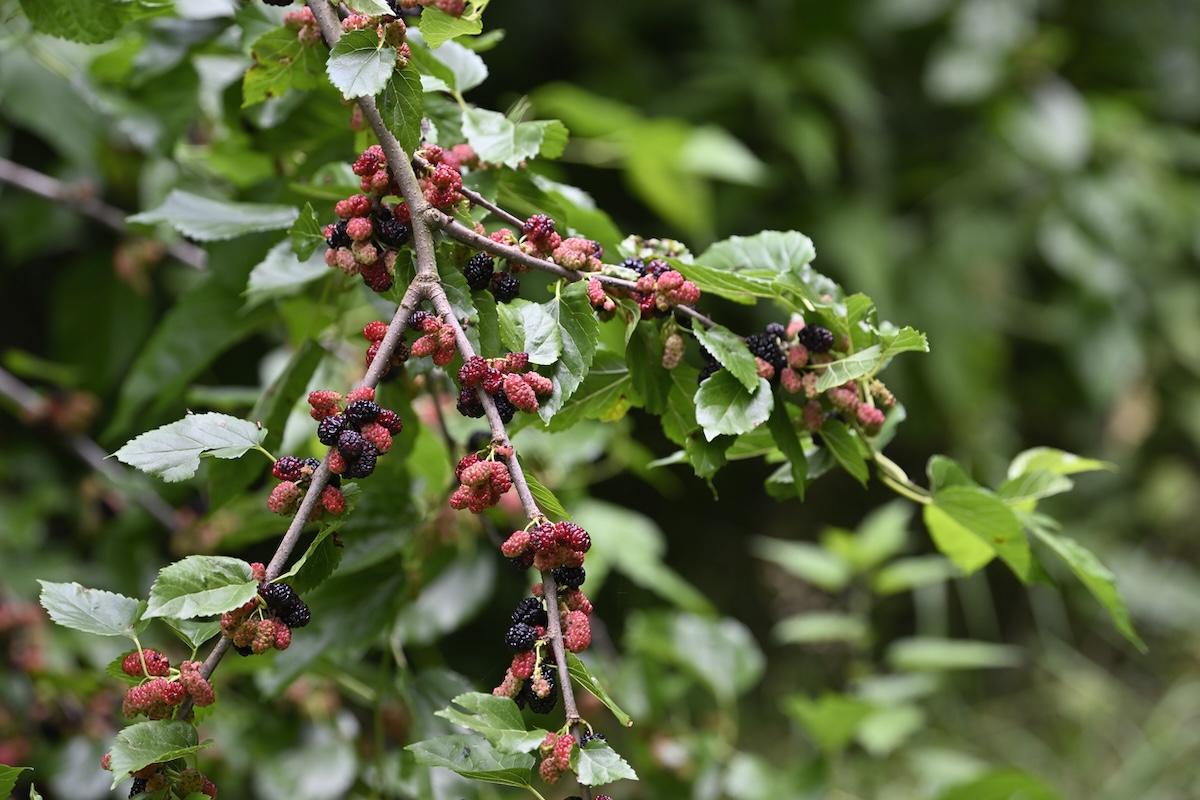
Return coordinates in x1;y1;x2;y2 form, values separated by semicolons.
449;451;513;513
457;352;553;420
267;454;346;518
323;146;411;293
408;309;458;366
502;520;591;572
414;143;469;211
552;236;604;273
118;648;215;720
220;568;310;657
537;731;577;784
586;258;701;320
341;10;410;66
101;754;217;799
282;6;320;46
311;386;401;478
362;319;409;380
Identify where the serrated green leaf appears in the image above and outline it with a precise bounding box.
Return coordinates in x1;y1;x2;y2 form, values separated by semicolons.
462;108;568;169
497;300;562;365
1028;523;1145;651
379;68;424;154
1007;447;1116;479
143;556;257;620
418;6;484;48
242;26;325;107
17;0;148;44
327;29;396;99
661;364;700;445
814;345;883;393
109;721;210;788
693;325;758;392
113;413;267;483
887;637;1022;671
521;467;571;521
625;324;671;415
288;203;325;261
537;282;600;421
670;259;774;305
546;351;638;431
572;740;638;786
566;652;633;727
927;454;976;491
694;373;773;441
751;538;851;592
344;0;391;13
879;326;929;359
927;486;1032;580
698;230;817;277
129;190;298;241
245;240;330;307
0;765;30;797
817;419;869;486
785;693;874;753
38;581;146;639
774;612;868;646
280;523;347;596
765;397;807;499
406;734;533;787
434;693;547;753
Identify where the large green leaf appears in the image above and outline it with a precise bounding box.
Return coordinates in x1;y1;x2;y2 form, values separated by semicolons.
935;768;1060;800
765;396;807;499
128;190;298;241
693;324;758;392
17;0;161;44
113;413;268;483
417;6;484;48
108;721;211;788
572;740;638;786
670;259;775;305
814;345;883;393
434;693;548;754
497;300;563;365
817;419;869;486
925;486;1032;580
698;230;817;277
1028;522;1146;651
242;26;325;107
694;373;773;441
546;351;639;430
462;108;569;168
38;581;146;639
245;240;330;307
379;68;425;155
1007;447;1115;479
143;555;258;620
287;203;326;262
406;734;533;788
537;282;600;421
327;29;397;99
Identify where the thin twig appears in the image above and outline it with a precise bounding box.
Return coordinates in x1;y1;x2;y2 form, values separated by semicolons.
0;367;180;531
0;156;207;270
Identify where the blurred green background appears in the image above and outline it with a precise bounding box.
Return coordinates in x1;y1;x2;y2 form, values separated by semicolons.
2;0;1199;798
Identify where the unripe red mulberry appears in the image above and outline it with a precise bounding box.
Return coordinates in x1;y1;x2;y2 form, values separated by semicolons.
273;619;292;651
179;661;215;707
502;529;531;557
321;484;347;515
502;373;539;413
523;371;554;397
267;481;302;515
856;404;886;436
251;619;276;655
563;610;591;652
122;649;170;678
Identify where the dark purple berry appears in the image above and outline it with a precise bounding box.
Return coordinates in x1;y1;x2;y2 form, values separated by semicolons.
745;332;786;375
326;219;351;249
492;389;516;424
272;456;305;481
464;253;495;291
797;324;835;354
317;415;347;446
345;399;382;424
344;442;379;479
552;566;586;589
526;663;559;714
408;310;432;330
765;322;787;340
375;214;410;248
512;597;547;627
620;257;646;276
129;778;148;797
337;429;364;460
260;582;297;612
490;272;520;303
505;622;539;652
281;601;311;629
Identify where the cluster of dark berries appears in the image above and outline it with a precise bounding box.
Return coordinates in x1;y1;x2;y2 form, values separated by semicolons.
461;252;521;303
502;520;591;572
449;451;513;513
102;755;217;799
362;320;409;380
311;386;401;479
323;146;410;293
268;454;346;519
457;352;553;419
118;649;214;720
408;310;458;366
220;575;310;657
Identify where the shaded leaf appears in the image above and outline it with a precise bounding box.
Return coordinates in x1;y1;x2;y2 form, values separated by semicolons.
406;734;533;787
242;26;325;107
774;612;868;646
818;419;869;486
17;0;154;44
626;612;764;702
572;740;638;786
379;68;424;154
434;693;547;754
785;693;874;753
751;538;850;592
327;29;396;99
997;470;1075;507
129;190;298;241
38;581;145;639
765;397;807;499
246;240;329;307
935;768;1060;800
108;721;210;788
497;300;562;365
1007;447;1116;479
143;555;257;620
546;351;638;430
522;468;572;521
462;108;569;169
113;413;267;483
566;652;634;728
418;6;483;48
537;282;600;421
693;324;758;392
927;486;1032;580
873;556;960;595
288;203;325;261
0;765;31;797
814;345;883;393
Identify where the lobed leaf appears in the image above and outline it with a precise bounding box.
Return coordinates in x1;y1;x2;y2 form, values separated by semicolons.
38;581;146;639
113;412;268;483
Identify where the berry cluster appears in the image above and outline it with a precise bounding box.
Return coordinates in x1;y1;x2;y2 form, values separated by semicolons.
551;236;604;272
323;146;411;293
341;11;411;66
586;257;702;320
456;352;553;420
537;731;576;784
362;319;409;380
407;310;459;365
449;452;513;513
267;454;347;518
480;229;526;302
312;386;402;478
501;520;591;572
282;6;320;46
414;144;465;211
102;756;217;800
118;649;214;720
219;577;309;657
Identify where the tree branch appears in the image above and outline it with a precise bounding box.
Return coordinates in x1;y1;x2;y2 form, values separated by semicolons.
0;156;207;271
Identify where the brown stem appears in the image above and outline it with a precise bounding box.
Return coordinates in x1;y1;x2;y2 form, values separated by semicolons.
0;156;207;270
